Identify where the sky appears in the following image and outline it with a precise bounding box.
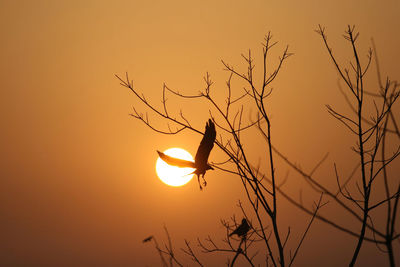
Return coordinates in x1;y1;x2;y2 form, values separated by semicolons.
1;0;399;266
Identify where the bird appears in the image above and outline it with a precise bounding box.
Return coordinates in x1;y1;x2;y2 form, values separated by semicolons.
157;119;216;190
142;236;153;243
229;218;250;239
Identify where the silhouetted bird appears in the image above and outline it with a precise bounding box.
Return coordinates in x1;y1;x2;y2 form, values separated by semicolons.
229;218;250;239
142;236;153;243
157;119;216;190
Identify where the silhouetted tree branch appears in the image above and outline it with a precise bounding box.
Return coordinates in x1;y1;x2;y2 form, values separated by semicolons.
313;25;399;266
118;32;322;266
142;226;183;267
119;26;399;266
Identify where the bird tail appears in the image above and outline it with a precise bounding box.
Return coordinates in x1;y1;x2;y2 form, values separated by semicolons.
184;170;197;177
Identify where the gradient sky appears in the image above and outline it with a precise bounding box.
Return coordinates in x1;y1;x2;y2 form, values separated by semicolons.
1;0;399;266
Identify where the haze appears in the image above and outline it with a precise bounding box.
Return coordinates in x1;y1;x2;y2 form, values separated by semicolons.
1;0;399;266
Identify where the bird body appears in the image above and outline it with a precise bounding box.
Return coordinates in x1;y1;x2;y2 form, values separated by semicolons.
142;236;153;243
229;219;250;239
157;119;216;190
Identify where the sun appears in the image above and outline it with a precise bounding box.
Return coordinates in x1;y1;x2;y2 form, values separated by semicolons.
156;148;195;187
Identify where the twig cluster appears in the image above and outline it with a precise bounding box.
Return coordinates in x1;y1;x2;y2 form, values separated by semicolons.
120;26;399;266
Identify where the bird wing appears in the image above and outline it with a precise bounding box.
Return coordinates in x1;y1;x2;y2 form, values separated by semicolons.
157;151;196;168
229;219;250;237
194;119;216;165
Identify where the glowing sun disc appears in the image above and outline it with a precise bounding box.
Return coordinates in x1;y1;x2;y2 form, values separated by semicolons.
156;148;195;187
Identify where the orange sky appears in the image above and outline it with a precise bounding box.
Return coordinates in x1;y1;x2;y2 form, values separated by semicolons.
1;0;399;266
